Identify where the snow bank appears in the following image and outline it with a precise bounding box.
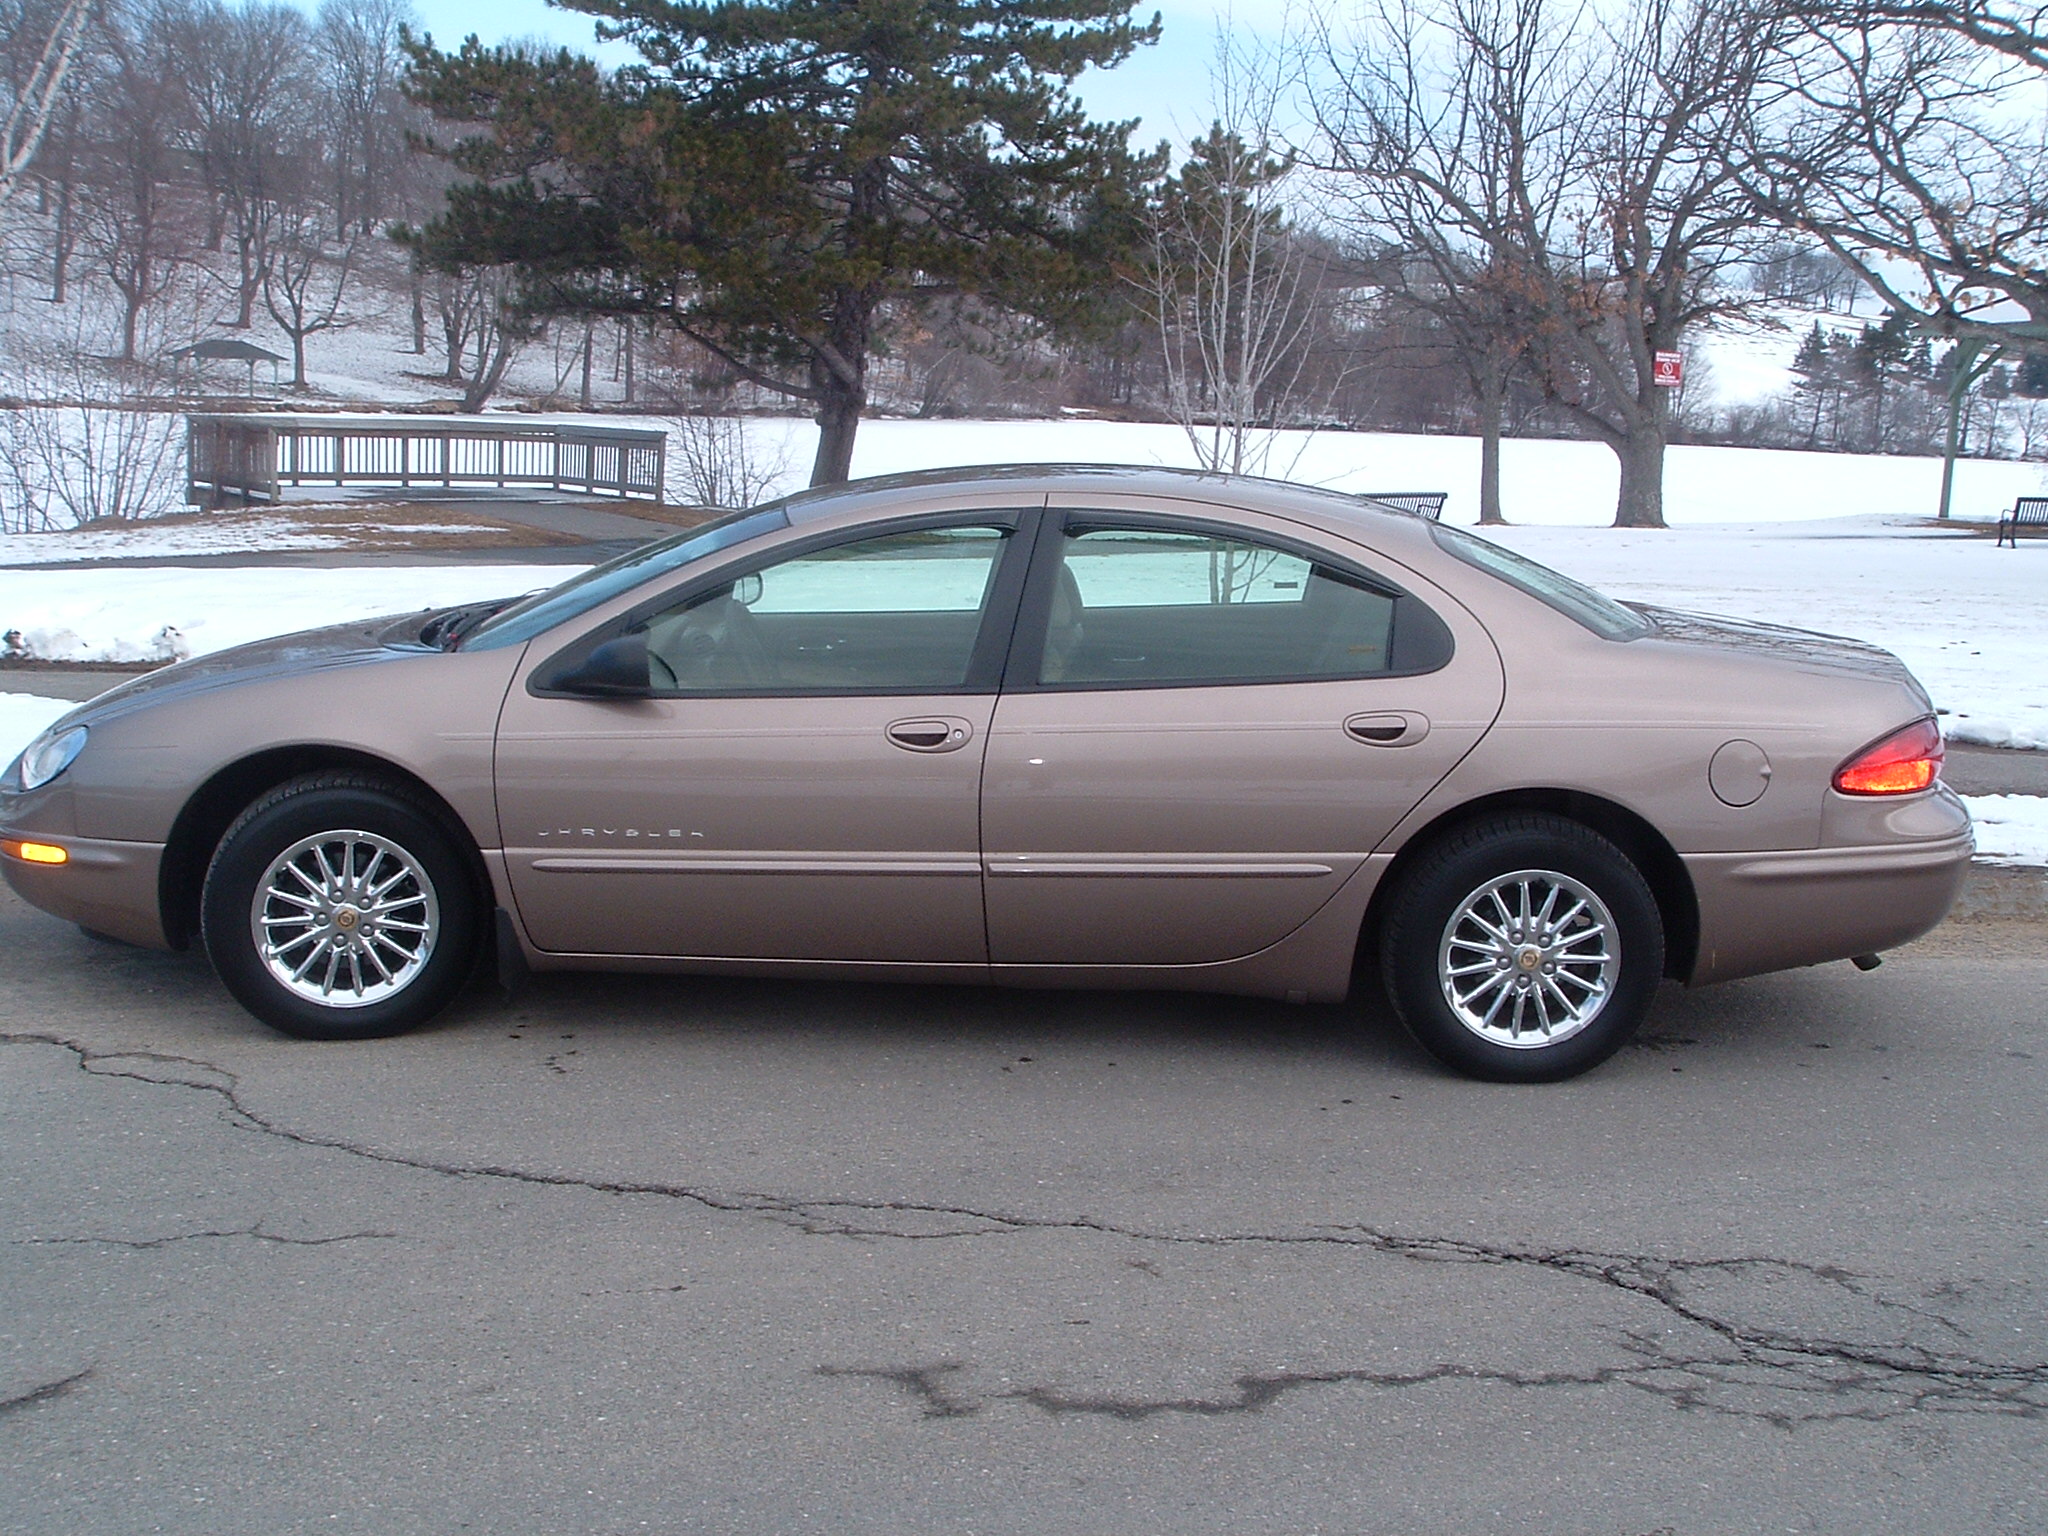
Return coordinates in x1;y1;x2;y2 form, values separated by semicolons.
1960;795;2048;868
0;566;571;664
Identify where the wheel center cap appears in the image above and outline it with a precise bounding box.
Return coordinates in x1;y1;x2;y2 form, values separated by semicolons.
1515;945;1542;972
333;907;360;932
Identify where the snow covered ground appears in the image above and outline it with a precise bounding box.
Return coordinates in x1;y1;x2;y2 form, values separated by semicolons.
0;566;569;663
1964;795;2048;868
0;515;509;566
470;412;2048;526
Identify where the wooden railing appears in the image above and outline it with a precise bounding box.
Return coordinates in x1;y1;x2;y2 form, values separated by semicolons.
187;414;668;505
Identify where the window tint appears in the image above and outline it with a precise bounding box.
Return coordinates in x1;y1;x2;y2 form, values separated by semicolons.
1041;525;1437;686
640;525;1007;693
464;505;788;650
1430;523;1650;641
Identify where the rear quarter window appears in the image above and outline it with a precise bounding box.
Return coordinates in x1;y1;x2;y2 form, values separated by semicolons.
1429;524;1651;641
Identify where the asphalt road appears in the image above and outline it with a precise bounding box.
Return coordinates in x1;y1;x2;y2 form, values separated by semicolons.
2;884;2045;1535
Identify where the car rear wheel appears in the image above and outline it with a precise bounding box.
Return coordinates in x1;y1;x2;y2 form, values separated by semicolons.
200;774;480;1041
1378;814;1664;1082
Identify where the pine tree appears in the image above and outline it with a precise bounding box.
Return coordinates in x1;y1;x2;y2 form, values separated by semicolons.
404;1;1162;485
1789;321;1835;447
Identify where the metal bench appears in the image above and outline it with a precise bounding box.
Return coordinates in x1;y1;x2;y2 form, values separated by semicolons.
1360;491;1448;519
1997;496;2048;547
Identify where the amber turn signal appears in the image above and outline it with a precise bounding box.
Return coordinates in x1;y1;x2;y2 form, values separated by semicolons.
1833;718;1943;796
2;840;69;865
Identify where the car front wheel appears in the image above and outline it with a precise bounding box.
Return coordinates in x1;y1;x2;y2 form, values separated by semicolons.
200;774;480;1040
1378;814;1664;1082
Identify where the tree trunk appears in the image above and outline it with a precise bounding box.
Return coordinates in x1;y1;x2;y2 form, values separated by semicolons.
50;177;70;303
290;330;307;389
1611;423;1667;529
621;323;634;403
1476;365;1507;526
578;328;593;410
410;273;427;355
119;293;140;364
811;384;863;485
233;232;258;329
462;327;517;412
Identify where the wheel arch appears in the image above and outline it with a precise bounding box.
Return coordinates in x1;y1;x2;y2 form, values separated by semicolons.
1361;789;1700;983
158;746;491;951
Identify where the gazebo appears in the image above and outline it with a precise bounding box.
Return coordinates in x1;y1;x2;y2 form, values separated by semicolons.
170;338;286;394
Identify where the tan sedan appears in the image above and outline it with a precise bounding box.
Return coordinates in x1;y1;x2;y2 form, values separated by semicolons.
1;467;1971;1080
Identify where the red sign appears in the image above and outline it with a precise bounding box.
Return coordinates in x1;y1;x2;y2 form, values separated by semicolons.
1652;351;1684;387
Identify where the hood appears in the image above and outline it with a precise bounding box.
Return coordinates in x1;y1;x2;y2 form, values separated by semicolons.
1633;604;1928;700
56;611;440;730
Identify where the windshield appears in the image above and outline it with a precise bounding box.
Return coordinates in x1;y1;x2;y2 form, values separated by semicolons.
462;505;790;650
1429;523;1651;641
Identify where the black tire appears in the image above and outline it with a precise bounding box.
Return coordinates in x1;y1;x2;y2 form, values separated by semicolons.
200;773;481;1041
1378;813;1664;1082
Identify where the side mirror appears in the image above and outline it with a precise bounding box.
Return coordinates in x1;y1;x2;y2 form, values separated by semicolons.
549;633;651;697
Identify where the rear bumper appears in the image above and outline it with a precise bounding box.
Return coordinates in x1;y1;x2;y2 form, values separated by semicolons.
0;834;168;948
1684;829;1973;985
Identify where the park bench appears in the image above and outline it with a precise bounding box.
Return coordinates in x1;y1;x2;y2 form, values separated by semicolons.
1996;496;2048;547
1361;491;1448;519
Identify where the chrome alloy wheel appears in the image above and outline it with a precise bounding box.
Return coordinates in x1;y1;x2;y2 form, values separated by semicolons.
1437;868;1619;1049
248;830;440;1008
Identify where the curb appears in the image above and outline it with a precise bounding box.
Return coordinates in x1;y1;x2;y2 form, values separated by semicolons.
1953;863;2048;920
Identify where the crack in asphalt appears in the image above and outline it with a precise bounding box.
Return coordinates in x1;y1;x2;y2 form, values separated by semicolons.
831;1344;2048;1428
0;1369;91;1417
816;1363;980;1420
10;1029;2046;1429
21;1224;397;1251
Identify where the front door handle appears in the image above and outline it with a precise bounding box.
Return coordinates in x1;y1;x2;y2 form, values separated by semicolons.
1344;711;1430;747
886;716;975;753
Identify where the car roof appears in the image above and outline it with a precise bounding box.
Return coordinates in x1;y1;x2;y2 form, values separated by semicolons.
766;463;1439;556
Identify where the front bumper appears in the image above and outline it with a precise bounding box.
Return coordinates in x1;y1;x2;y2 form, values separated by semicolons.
1684;827;1974;986
0;833;168;948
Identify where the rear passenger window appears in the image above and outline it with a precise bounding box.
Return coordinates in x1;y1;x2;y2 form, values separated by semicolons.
1040;524;1448;686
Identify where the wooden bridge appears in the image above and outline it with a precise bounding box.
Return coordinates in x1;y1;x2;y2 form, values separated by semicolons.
186;414;668;506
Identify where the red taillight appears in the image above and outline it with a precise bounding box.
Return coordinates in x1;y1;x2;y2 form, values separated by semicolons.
1833;718;1943;796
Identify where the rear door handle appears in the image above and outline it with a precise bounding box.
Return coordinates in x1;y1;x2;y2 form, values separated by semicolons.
1344;711;1430;747
886;716;975;753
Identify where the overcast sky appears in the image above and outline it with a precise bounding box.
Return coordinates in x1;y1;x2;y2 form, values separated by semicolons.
401;0;1282;150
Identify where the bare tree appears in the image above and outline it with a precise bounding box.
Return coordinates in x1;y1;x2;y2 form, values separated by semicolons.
314;0;411;237
1317;0;1582;523
0;0;92;206
1320;0;1787;527
1741;6;2048;509
1749;9;2048;335
1137;34;1332;477
76;0;195;362
167;0;315;328
262;207;357;388
422;261;531;410
667;413;791;508
0;321;182;530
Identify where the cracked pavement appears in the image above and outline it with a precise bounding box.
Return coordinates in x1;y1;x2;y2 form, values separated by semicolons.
2;885;2046;1532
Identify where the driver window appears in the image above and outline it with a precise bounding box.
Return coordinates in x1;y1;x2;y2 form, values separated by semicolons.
639;525;1008;693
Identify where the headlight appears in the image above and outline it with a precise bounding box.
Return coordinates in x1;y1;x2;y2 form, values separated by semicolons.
13;725;88;792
